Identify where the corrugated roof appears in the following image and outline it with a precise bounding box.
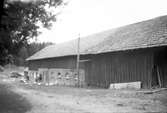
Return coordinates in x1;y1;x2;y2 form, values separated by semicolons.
27;15;167;61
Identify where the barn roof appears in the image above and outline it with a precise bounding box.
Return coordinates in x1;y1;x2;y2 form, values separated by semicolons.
27;15;167;61
26;31;108;60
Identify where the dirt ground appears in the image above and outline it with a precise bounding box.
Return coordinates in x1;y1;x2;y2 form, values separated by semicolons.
0;73;167;113
0;83;31;113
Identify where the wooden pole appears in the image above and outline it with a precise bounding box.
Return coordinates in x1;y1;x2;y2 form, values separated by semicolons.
157;66;162;88
76;34;80;87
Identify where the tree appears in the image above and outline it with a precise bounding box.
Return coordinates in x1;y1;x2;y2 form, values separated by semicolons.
16;46;29;66
15;42;53;66
27;42;53;56
0;0;63;65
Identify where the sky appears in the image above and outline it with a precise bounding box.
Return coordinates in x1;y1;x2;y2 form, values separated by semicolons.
37;0;167;43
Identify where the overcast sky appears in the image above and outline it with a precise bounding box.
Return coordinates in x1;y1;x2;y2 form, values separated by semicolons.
37;0;167;43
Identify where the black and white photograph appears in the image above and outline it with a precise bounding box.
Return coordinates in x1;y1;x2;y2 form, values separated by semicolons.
0;0;167;113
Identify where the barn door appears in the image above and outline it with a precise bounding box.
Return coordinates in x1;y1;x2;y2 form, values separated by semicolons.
153;47;167;88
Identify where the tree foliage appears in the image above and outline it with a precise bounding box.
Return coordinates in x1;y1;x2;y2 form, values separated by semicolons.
16;42;53;66
0;0;62;65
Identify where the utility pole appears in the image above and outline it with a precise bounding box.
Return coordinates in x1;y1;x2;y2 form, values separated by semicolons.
76;34;80;87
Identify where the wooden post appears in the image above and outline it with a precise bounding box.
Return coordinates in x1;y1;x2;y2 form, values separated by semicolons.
157;66;162;88
76;35;80;87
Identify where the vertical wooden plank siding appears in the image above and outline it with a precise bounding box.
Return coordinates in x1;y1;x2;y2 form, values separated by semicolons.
28;56;77;70
28;49;154;88
85;49;153;88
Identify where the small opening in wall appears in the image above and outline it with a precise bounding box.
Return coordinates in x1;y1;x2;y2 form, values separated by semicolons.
65;72;70;79
58;72;61;79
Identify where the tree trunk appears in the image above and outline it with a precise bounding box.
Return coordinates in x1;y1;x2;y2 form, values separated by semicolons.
0;0;5;28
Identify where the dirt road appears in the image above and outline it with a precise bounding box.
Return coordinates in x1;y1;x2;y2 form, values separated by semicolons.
0;83;31;113
0;77;167;113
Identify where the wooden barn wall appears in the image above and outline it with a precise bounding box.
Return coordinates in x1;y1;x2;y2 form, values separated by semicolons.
28;49;155;88
28;55;89;71
28;56;77;70
85;49;154;88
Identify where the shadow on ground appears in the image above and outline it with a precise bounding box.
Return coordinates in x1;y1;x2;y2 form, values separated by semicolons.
0;84;32;113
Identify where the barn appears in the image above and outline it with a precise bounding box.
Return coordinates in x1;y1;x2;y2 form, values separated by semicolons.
27;15;167;88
